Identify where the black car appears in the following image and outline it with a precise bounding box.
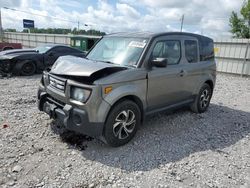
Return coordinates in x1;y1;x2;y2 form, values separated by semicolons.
0;44;86;76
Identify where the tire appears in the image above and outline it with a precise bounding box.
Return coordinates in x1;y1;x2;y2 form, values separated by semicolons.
20;60;36;76
103;100;141;147
190;83;212;113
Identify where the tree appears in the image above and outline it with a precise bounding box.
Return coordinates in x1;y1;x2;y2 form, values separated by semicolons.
19;27;105;36
4;28;17;32
229;0;250;38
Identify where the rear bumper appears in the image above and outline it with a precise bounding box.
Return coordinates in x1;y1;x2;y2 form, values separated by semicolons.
38;90;104;137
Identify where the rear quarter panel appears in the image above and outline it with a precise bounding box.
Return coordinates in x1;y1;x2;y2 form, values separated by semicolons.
192;60;216;95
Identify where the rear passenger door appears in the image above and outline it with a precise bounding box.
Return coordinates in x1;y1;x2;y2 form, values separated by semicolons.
146;35;192;111
181;37;203;96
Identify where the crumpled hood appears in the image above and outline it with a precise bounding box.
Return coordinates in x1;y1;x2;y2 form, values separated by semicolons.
0;49;38;59
50;55;127;77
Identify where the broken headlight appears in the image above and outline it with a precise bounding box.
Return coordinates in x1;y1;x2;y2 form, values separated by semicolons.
70;87;91;103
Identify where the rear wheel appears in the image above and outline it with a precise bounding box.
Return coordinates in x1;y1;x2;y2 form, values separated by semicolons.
20;60;36;76
103;100;141;147
190;83;212;113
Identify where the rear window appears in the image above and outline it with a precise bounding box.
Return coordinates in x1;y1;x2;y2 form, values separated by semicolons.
199;38;214;61
184;40;198;63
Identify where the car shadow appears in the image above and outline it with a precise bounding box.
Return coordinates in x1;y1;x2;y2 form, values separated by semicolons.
50;103;250;172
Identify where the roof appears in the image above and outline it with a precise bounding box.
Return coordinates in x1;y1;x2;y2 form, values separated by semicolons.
105;32;154;38
105;31;213;40
37;43;69;47
70;35;102;39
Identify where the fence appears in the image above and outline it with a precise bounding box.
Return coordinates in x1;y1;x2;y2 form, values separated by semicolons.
4;32;101;48
3;32;250;76
4;32;71;47
214;39;250;76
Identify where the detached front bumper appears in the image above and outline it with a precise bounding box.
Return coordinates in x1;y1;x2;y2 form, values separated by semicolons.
38;90;104;137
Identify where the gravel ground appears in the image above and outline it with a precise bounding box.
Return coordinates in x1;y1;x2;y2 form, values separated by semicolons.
0;73;249;188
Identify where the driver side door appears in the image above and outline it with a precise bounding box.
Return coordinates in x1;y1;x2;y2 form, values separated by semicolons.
146;36;191;112
44;46;66;66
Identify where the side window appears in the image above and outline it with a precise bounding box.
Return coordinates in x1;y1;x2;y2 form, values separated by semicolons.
152;40;181;65
52;47;65;53
65;47;79;53
53;47;75;53
200;38;214;61
184;40;198;63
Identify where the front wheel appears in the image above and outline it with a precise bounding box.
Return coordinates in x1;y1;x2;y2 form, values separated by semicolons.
190;83;212;113
103;100;141;147
20;60;36;76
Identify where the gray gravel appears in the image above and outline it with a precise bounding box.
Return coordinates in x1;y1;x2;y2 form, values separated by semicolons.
0;73;249;188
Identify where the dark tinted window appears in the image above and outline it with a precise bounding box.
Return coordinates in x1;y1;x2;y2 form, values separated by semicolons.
66;47;79;53
184;40;198;63
152;40;181;65
87;39;95;50
199;38;214;61
53;46;77;53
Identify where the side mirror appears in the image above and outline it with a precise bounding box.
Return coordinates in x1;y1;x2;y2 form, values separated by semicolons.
151;58;168;67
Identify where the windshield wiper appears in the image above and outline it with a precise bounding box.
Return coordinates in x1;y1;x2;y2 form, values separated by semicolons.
91;59;136;68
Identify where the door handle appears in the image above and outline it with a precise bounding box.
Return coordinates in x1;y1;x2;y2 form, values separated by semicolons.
179;70;187;77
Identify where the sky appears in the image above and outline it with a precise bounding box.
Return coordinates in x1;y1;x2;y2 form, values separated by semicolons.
0;0;245;39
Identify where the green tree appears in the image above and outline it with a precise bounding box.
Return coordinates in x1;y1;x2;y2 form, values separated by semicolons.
230;0;250;38
12;27;105;36
4;28;17;32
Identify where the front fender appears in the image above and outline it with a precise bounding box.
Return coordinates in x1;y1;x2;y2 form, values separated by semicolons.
102;79;147;110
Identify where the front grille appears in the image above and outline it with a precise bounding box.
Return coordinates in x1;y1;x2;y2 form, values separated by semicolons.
49;75;66;92
47;95;65;108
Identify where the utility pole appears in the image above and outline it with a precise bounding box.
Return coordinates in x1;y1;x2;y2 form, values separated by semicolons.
77;21;79;31
0;8;3;42
180;14;184;32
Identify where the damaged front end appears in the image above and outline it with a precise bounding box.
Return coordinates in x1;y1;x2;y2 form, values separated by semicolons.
48;55;128;84
51;66;128;85
0;59;13;77
37;56;128;137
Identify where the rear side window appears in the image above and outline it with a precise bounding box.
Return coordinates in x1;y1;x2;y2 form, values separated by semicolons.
152;40;181;65
53;47;67;53
53;47;76;53
200;38;214;61
185;40;198;63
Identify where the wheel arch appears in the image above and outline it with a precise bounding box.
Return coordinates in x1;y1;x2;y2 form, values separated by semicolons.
194;77;215;96
204;79;214;90
105;95;145;124
13;59;37;75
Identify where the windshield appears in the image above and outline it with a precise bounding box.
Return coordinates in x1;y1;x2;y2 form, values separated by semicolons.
87;37;148;66
34;45;52;53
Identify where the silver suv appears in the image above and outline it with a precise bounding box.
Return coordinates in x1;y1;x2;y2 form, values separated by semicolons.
37;32;216;147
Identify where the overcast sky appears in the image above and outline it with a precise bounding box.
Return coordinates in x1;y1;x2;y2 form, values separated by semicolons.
0;0;244;39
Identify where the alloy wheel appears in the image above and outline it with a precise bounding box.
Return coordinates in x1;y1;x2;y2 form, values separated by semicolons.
200;89;210;109
113;110;136;140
